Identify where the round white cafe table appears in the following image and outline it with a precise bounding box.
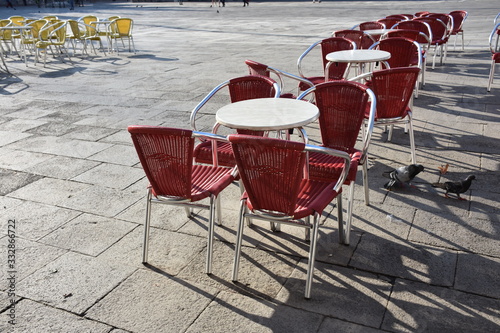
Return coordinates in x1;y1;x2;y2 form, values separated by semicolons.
325;49;391;78
216;98;319;132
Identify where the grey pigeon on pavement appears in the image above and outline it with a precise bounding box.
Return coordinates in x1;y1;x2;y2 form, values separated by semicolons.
432;175;476;200
383;164;425;190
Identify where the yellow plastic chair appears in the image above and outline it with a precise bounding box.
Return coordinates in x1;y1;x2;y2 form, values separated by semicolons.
19;19;48;65
8;16;26;26
107;18;135;54
67;19;87;56
0;19;19;56
77;15;106;55
35;21;71;67
43;16;59;22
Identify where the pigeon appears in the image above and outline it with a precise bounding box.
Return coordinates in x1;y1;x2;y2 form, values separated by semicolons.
382;164;424;190
432;175;476;200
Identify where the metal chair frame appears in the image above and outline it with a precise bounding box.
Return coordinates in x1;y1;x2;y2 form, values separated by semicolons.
488;23;500;92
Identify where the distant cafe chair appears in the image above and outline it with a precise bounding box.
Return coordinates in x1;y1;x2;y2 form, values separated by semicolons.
107;18;135;54
488;23;500;92
448;10;468;50
245;59;314;100
190;75;280;167
297;37;355;90
351;67;421;164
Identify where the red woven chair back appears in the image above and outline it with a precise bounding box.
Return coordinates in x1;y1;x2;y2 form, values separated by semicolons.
129;126;194;199
313;81;371;153
359;21;385;30
425;13;452;35
245;59;270;77
385;29;421;41
228;75;277;135
386;14;409;21
393;20;432;44
369;67;420;119
378;18;403;29
449;11;467;33
415;11;430;18
229;135;306;216
414;17;447;42
227;75;277;103
399;14;415;19
320;37;355;80
333;30;364;49
376;37;419;68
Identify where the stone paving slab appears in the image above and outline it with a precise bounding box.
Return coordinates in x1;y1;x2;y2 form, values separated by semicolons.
0;299;113;332
382;279;500;332
16;251;137;314
85;269;219;333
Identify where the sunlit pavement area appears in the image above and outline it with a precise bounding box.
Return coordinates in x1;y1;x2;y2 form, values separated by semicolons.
0;0;499;332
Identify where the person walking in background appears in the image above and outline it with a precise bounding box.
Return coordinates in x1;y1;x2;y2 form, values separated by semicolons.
6;0;16;9
243;0;249;6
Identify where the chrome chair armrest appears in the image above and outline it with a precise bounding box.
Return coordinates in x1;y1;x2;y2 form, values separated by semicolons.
189;80;230;131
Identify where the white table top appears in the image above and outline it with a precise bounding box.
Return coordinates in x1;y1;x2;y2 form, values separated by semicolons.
216;98;319;131
326;49;391;63
362;29;395;36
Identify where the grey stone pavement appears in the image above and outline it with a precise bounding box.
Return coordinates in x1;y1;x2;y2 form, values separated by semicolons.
0;0;499;332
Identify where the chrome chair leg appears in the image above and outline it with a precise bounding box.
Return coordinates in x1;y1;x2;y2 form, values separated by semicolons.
408;115;417;164
344;181;355;245
362;160;370;206
488;60;495;92
337;194;344;244
305;213;320;299
206;195;216;275
232;199;247;282
142;188;153;263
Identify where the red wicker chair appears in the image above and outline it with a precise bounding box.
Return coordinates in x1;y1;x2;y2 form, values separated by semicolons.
352;67;421;164
190;75;280;167
352;21;385;31
488;23;500;92
128;126;237;274
369;37;423;97
333;29;376;49
297;81;376;245
377;18;404;29
297;37;355;90
414;16;449;68
228;134;350;299
448;10;468;50
245;59;313;100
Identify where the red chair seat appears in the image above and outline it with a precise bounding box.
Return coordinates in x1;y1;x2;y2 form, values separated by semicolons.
493;52;500;63
308;150;361;184
245;179;340;220
151;164;234;202
299;76;325;90
194;141;236;167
